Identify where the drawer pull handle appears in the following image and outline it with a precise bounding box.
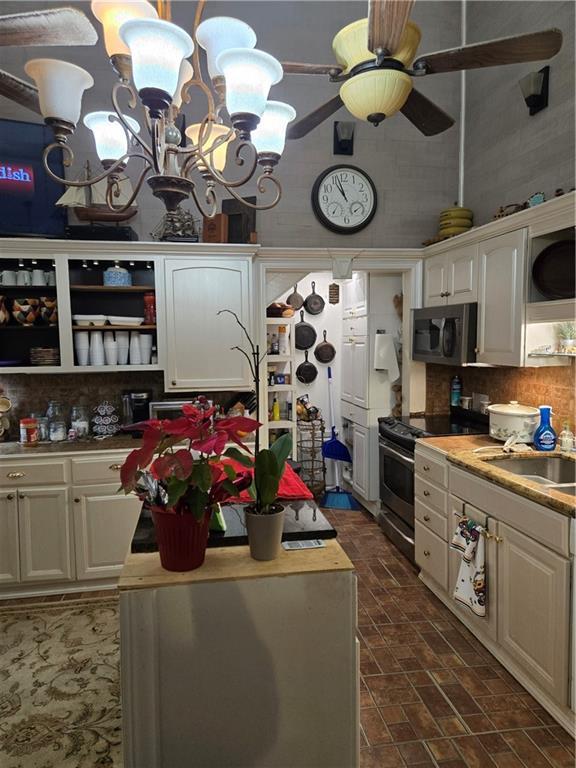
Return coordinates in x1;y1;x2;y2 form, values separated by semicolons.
423;515;430;522
423;549;431;557
485;532;503;543
171;380;177;386
7;472;25;479
18;493;25;499
109;464;122;471
6;494;14;500
423;490;430;497
423;465;430;472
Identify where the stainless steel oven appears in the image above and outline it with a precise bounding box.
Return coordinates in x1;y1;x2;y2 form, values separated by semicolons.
378;434;416;561
412;303;477;365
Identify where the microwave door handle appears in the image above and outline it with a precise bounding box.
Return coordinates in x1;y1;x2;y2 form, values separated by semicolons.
440;318;448;356
380;442;415;468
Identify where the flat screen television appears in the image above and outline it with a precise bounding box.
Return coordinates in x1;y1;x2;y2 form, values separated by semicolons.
0;118;67;238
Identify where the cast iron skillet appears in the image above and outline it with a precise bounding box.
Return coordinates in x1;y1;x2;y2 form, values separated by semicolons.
303;281;325;315
314;330;336;363
286;284;304;310
296;350;318;383
295;310;317;350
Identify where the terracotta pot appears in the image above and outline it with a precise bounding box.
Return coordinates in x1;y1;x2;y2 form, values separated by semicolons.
244;505;285;561
151;507;210;572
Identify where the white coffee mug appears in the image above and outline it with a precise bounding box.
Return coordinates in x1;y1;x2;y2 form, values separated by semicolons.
32;269;46;286
0;270;17;285
17;270;31;286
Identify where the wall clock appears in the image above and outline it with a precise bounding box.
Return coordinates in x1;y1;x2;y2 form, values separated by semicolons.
311;165;377;234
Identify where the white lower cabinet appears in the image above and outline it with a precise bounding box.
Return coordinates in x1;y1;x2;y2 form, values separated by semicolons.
73;484;142;580
497;521;570;705
18;486;73;582
0;491;19;584
351;424;369;498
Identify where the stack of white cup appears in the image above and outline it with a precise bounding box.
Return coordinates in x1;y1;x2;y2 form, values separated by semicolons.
89;331;105;366
104;331;118;365
139;333;153;365
116;331;129;364
129;332;141;364
74;331;89;366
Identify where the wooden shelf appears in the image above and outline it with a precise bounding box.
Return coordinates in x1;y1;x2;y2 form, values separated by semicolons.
0;324;58;330
267;420;295;429
267;354;292;363
71;324;156;331
266;317;295;325
268;385;295;392
70;285;155;292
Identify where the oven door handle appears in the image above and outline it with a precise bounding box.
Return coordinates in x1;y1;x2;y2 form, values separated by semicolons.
379;441;415;468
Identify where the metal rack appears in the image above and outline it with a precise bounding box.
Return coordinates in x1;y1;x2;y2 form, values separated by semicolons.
297;418;326;499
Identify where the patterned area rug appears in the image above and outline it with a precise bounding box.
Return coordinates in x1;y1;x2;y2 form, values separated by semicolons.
0;598;122;768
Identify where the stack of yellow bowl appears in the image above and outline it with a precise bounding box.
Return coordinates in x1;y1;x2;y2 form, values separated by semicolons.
437;206;473;238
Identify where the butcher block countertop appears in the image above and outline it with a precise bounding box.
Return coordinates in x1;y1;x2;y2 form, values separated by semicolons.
418;435;576;517
118;539;354;591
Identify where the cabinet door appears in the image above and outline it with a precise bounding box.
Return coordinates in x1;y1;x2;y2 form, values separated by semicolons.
342;279;355;318
353;272;368;316
424;255;447;307
73;484;142;580
351;338;368;408
497;522;570;705
477;229;526;365
0;490;19;583
164;258;252;390
18;486;73;582
341;338;355;403
447;245;478;304
352;424;369;499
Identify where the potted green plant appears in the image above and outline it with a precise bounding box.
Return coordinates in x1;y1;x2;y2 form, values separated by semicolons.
120;404;259;571
557;322;576;352
245;432;293;560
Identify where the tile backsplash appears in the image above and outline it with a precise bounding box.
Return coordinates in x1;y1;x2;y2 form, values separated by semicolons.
426;363;576;427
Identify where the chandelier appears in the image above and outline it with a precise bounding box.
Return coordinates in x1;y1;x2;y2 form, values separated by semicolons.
25;0;297;218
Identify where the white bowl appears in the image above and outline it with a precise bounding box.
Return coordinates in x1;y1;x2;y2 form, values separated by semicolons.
108;316;144;327
73;314;108;326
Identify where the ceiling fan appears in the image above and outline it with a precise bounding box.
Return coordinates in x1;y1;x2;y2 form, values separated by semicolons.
282;0;563;139
0;6;98;116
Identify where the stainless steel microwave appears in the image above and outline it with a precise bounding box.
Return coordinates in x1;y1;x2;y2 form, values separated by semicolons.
411;303;477;365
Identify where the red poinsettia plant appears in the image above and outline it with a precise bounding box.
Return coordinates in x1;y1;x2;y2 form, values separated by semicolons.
120;404;259;519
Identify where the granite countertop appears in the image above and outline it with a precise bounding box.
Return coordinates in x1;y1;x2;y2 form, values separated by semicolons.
419;435;576;517
0;435;142;456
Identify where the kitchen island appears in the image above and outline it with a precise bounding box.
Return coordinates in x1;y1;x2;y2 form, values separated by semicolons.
119;539;358;768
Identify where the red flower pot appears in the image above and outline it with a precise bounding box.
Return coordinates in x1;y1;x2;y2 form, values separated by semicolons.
151;507;210;572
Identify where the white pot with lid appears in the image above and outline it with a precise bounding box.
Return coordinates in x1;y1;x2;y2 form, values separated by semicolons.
487;400;540;443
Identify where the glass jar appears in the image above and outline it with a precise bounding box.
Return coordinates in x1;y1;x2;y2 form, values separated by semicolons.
31;413;49;442
46;400;63;423
49;420;67;442
70;405;90;439
143;292;156;324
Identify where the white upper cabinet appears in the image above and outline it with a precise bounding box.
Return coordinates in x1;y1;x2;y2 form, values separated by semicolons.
477;229;526;366
342;272;368;318
164;257;252;391
424;245;478;307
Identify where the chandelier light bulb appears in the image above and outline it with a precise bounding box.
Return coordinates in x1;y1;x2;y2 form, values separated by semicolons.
83;111;140;163
196;17;257;80
185;123;232;173
119;18;194;111
216;48;283;128
24;59;94;127
252;100;296;158
173;60;194;110
91;0;158;58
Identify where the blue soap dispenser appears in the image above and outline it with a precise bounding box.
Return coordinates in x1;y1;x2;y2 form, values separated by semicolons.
533;405;557;451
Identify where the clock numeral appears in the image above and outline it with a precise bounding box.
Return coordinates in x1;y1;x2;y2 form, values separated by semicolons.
358;183;364;191
322;194;329;203
344;216;350;224
323;183;333;193
361;193;368;202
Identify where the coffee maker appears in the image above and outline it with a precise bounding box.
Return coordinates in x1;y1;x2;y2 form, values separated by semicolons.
121;391;152;435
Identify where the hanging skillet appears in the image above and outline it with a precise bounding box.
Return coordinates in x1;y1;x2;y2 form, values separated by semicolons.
303;281;325;315
296;350;318;383
295;309;317;350
286;284;304;310
314;330;336;363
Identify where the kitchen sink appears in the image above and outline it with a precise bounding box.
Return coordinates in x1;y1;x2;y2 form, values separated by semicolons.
552;484;576;497
487;456;576;486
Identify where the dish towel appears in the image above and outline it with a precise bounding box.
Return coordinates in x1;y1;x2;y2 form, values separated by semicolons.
450;516;487;617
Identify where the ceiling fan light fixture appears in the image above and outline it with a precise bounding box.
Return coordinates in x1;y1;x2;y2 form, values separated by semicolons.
252;100;296;160
91;0;158;58
185;123;232;173
332;19;421;72
340;69;412;123
119;18;194;113
83;111;139;164
24;58;93;128
196;17;257;80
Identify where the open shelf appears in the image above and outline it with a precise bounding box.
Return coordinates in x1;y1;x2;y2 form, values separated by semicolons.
0;324;58;330
268;385;295;392
528;352;576;358
267;420;294;429
70;285;155;292
267;354;292;363
72;324;156;331
266;317;295;325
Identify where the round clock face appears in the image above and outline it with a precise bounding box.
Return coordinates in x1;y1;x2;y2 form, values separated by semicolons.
311;165;377;234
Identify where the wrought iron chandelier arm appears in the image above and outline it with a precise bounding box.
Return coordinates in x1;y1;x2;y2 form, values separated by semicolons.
221;173;282;211
201;139;259;189
42;142;151;187
111;81;154;159
105;163;153;213
189;181;218;219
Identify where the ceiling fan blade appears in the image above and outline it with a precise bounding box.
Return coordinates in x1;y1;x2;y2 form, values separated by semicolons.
413;29;562;75
368;0;414;55
400;88;454;135
287;95;344;140
0;7;98;47
282;62;343;76
0;69;40;114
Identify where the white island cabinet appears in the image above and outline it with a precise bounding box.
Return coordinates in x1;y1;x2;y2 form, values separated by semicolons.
119;541;359;768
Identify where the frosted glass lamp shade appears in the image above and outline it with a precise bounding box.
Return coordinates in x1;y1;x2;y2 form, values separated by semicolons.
24;59;94;126
185;123;231;172
91;0;158;57
83;111;139;162
216;49;283;119
340;69;412;124
196;17;256;79
119;19;194;102
252;101;296;157
173;60;194;109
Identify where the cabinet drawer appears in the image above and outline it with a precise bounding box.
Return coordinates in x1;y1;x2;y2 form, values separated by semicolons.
415;500;448;540
340;401;368;428
415;451;447;488
415;477;447;515
71;454;129;485
0;460;68;487
415;521;448;590
342;316;367;338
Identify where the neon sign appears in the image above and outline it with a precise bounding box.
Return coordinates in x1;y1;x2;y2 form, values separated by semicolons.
0;164;35;193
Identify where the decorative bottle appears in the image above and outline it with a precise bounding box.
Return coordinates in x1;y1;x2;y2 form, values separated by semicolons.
533;405;557;451
559;422;574;453
450;375;462;407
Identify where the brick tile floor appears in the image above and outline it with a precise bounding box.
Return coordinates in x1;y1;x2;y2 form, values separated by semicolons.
323;507;576;768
